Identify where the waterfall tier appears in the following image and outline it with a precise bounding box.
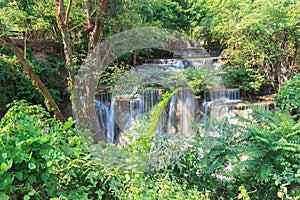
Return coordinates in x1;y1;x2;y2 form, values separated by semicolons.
95;89;199;143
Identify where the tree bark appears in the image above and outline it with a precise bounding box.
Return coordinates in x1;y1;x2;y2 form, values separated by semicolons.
81;0;109;142
86;0;108;52
0;25;66;123
55;0;73;83
55;0;110;142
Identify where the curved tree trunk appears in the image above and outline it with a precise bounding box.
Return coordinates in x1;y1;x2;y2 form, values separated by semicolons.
0;25;66;123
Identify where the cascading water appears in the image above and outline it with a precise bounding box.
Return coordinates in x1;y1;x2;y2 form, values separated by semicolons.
90;37;277;143
156;90;197;136
95;90;163;143
95;89;199;143
95;93;115;143
113;90;162;133
202;88;242;121
167;95;177;134
93;41;254;142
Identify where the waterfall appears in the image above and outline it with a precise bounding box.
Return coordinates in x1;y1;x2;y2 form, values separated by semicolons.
155;90;197;136
95;90;162;143
95;93;115;143
95;89;199;142
166;95;177;134
202;88;242;121
201;88;277;125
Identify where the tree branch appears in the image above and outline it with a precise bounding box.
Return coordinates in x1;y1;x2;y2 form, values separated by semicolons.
65;0;73;26
84;0;93;26
88;0;108;52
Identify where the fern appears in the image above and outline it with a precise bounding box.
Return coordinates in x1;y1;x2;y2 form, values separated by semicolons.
196;105;300;198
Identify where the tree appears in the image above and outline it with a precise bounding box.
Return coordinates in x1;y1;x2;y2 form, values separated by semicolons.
192;0;299;91
54;0;163;142
0;24;66;123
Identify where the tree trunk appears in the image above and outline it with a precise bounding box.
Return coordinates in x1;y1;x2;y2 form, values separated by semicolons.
55;0;73;85
0;25;66;123
23;31;27;59
56;0;111;142
80;0;109;142
86;0;108;52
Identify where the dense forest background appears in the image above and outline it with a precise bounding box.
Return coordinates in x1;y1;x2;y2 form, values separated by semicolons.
0;0;299;199
0;0;299;118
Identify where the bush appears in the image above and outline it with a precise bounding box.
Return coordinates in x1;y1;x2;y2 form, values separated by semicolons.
149;106;300;199
275;74;300;118
222;67;264;93
0;46;66;118
2;100;298;199
0;101;210;200
0;101;106;199
194;107;300;199
117;174;209;200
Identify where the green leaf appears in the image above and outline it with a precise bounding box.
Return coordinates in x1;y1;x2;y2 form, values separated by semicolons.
41;173;48;183
27;175;36;184
277;191;284;198
7;159;13;169
40;136;48;143
28;161;36;170
3;175;14;187
46;161;52;167
1;163;9;173
63;117;75;131
16;171;23;181
2;153;7;160
0;192;9;200
24;194;30;200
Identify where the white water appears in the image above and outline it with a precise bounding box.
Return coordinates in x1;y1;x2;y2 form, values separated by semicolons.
95;89;198;143
155;90;197;136
202;88;242;121
95;93;115;143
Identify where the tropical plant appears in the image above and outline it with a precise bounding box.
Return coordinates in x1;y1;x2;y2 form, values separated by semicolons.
233;107;300;199
0;101;106;199
191;0;299;90
222;67;264;93
275;74;300;119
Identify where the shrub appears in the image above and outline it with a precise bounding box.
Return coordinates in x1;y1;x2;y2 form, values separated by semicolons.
117;174;209;200
222;67;264;93
275;74;300;119
194;107;300;199
0;101;105;199
0;46;66;118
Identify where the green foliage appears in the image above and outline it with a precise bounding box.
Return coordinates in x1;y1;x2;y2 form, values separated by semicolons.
195;107;300;199
0;101;106;199
1;99;299;199
99;62;132;88
112;67;188;95
181;68;206;94
234;107;300;199
147;134;192;172
0;53;17;117
0;0;55;36
117;174;209;200
144;106;299;199
222;67;264;92
147;90;174;138
0;46;65;118
191;0;299;88
275;74;300;118
142;0;191;33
